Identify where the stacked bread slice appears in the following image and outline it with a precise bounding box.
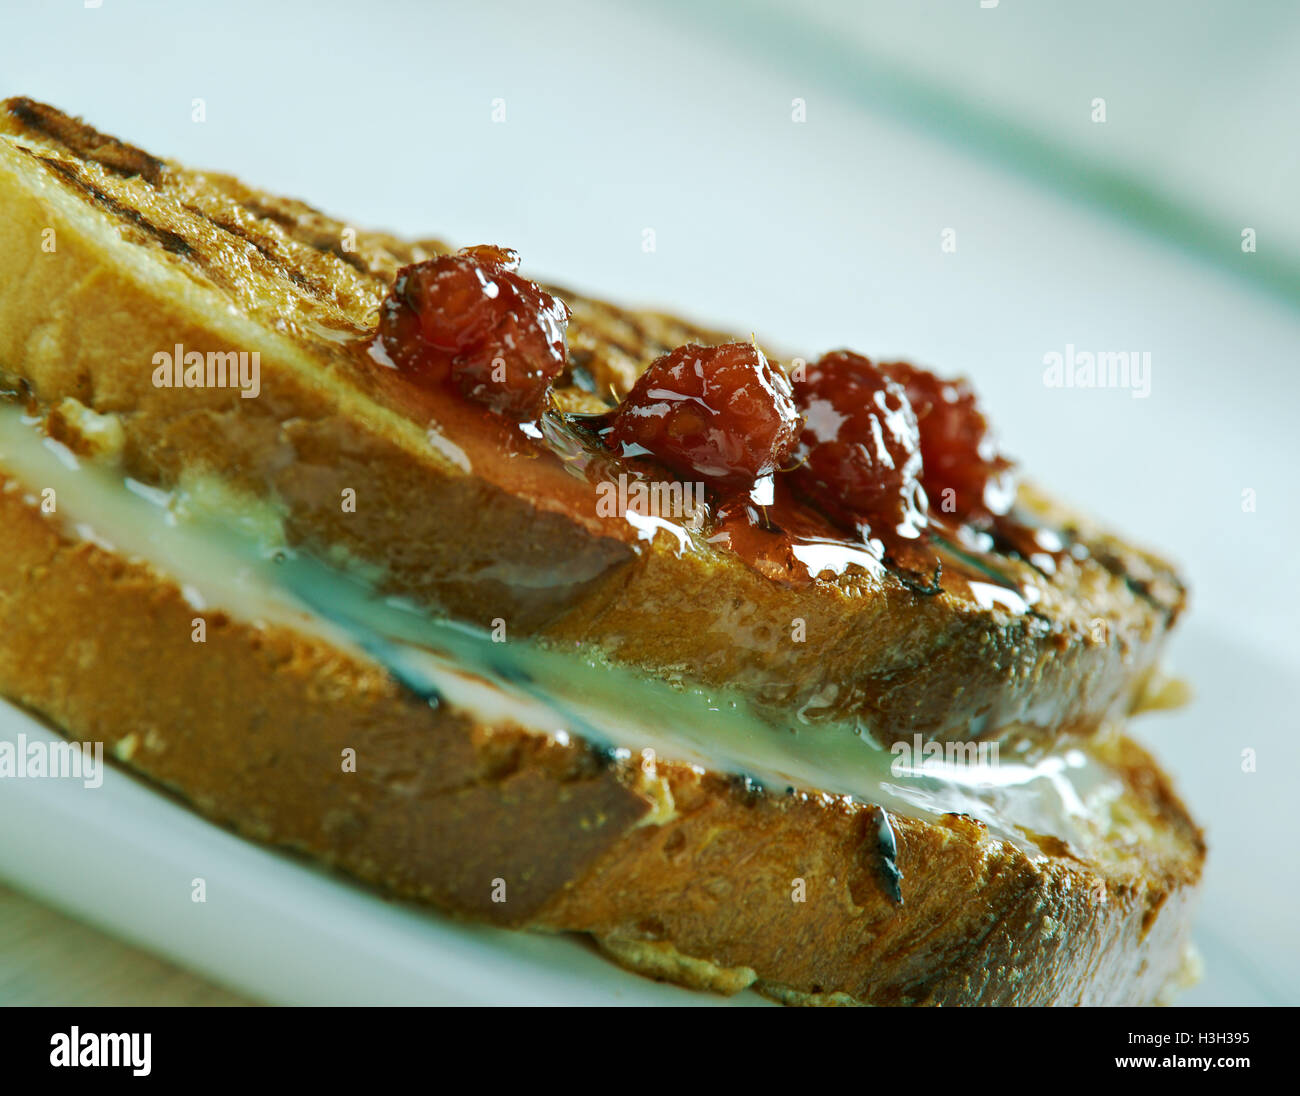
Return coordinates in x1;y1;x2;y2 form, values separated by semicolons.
0;99;1202;1005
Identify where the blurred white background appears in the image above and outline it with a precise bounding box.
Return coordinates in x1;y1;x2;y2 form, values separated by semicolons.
0;0;1296;1005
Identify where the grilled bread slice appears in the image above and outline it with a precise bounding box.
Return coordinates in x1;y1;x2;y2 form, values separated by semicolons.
0;97;1185;754
0;401;1203;1006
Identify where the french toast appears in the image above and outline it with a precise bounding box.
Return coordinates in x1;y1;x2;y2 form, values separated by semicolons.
0;99;1203;1005
0;400;1202;1005
0;98;1185;753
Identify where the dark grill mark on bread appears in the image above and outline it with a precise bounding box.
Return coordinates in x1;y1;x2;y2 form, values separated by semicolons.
234;197;384;278
191;209;334;297
238;199;300;231
7;97;165;185
36;155;193;257
322;238;377;276
36;153;334;309
16;119;373;309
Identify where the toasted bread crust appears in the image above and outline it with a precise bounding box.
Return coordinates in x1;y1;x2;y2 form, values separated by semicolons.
0;99;1185;752
0;470;1203;1005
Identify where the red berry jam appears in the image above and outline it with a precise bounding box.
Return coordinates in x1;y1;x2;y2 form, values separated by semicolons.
880;361;1013;520
789;351;926;533
609;342;799;488
378;246;570;418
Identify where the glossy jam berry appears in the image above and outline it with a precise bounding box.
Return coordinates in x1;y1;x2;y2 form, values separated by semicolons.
609;343;799;488
378;246;570;418
789;351;926;533
880;361;1013;519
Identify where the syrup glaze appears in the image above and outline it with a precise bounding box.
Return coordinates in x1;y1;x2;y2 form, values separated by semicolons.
361;247;1084;612
363;344;1078;612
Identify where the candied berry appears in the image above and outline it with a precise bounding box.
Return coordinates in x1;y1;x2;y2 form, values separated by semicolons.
880;361;1013;519
609;342;799;488
378;246;569;418
789;351;926;532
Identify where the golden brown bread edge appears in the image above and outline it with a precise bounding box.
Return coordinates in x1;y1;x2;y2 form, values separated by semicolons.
0;468;1203;1005
0;98;1187;754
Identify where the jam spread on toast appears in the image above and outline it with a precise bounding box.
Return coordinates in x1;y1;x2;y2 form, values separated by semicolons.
609;342;798;488
369;247;1075;604
882;359;1015;522
378;245;570;418
788;351;928;536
